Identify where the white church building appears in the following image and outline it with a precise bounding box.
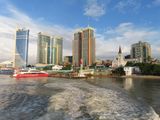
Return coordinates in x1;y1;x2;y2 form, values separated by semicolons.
112;46;127;68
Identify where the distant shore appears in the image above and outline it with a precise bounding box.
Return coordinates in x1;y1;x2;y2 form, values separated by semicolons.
120;75;160;79
93;74;160;79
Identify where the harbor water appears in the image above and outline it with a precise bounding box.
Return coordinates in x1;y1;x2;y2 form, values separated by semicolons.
0;75;160;120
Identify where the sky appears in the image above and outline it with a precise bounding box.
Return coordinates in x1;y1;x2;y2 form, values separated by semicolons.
0;0;160;63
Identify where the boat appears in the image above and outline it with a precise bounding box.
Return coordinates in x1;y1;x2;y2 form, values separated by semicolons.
81;69;94;75
70;71;87;79
13;69;49;78
0;68;14;75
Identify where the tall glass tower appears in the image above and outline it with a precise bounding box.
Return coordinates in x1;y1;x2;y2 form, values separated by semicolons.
37;32;63;65
37;32;51;64
52;37;63;65
14;29;29;68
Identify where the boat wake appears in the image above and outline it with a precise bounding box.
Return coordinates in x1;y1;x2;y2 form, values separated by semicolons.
38;80;160;120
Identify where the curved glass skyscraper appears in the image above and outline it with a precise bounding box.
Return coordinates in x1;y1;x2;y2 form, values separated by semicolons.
14;29;29;68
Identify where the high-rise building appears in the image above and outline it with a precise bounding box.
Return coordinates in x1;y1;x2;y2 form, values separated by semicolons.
131;41;151;62
73;27;95;66
37;32;63;65
37;33;50;64
52;37;63;65
13;29;29;68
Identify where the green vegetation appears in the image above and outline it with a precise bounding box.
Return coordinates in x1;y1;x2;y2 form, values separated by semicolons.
112;67;125;76
62;64;72;70
36;65;52;70
126;62;160;76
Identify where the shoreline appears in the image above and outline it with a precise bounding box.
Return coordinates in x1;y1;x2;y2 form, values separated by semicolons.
120;75;160;79
1;74;160;80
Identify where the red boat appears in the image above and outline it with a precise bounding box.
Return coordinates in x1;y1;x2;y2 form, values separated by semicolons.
13;69;49;78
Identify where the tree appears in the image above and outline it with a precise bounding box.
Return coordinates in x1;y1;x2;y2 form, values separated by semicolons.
125;62;135;67
62;64;72;70
112;67;125;76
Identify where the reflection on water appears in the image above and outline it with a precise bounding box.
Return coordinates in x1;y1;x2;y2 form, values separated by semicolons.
128;78;160;116
124;78;133;90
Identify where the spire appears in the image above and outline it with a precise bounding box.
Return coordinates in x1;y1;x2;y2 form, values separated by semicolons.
118;46;122;54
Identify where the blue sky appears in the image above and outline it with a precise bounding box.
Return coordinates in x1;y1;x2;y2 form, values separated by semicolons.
0;0;160;63
7;0;160;28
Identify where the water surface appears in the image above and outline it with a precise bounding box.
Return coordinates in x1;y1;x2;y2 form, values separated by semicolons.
0;76;159;120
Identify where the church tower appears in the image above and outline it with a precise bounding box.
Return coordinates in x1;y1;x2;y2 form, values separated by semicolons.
112;46;127;68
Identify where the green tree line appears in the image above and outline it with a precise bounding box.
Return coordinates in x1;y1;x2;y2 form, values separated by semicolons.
126;62;160;76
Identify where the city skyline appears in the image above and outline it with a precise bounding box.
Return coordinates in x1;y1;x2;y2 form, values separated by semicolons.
0;0;160;64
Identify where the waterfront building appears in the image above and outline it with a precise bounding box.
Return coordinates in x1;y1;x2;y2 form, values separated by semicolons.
131;41;151;63
95;59;103;65
64;56;72;64
112;46;127;68
13;29;29;68
0;61;13;68
37;32;50;64
124;67;141;76
53;37;63;65
37;32;63;65
52;65;63;71
73;27;96;66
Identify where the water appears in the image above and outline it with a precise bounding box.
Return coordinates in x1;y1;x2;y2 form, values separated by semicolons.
86;77;160;116
0;75;159;120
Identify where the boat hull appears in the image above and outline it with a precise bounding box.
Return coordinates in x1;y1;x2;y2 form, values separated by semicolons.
13;73;49;78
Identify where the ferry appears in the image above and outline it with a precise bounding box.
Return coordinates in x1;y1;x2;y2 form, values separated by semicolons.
0;68;14;75
13;69;49;78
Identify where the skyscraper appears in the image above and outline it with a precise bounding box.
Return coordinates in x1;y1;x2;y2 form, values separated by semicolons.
52;37;63;65
73;27;95;66
37;32;63;65
13;29;29;68
37;32;50;64
131;41;151;62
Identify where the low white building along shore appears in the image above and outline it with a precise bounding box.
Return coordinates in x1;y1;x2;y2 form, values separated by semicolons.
112;46;127;68
0;61;13;68
124;67;141;76
52;65;63;71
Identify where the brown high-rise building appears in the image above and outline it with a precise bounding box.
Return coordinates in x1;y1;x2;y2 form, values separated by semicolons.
73;27;95;66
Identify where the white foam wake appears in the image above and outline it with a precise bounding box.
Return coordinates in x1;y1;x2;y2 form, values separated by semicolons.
38;80;160;120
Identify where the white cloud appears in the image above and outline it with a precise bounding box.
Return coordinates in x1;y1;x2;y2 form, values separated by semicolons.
96;23;160;59
84;0;106;18
153;0;160;6
0;3;74;64
0;1;160;63
115;0;141;13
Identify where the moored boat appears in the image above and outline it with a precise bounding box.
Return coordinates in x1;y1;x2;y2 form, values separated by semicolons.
13;69;49;78
0;68;14;75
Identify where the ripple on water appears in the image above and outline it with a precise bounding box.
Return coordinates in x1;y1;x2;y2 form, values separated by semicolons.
0;79;50;120
40;81;160;120
0;93;49;120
